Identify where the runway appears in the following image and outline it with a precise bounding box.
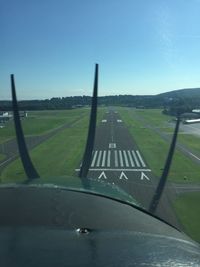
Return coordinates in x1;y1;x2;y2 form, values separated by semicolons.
76;108;180;228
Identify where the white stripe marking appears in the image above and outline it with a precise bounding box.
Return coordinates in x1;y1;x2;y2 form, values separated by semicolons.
136;150;146;167
114;150;118;167
141;172;150;180
109;143;116;148
189;152;200;161
0;156;16;167
131;150;140;167
127;150;135;167
119;150;124;167
119;171;128;180
98;171;107;179
123;150;129;167
75;168;151;172
96;150;102;167
107;150;111;167
102;151;106;167
91;151;98;167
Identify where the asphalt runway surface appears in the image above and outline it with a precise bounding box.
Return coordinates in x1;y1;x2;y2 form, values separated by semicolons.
180;122;200;137
76;108;180;228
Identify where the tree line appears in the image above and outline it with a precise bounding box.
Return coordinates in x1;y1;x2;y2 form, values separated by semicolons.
1;94;200;112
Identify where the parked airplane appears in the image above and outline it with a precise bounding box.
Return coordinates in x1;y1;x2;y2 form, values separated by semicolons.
183;118;200;124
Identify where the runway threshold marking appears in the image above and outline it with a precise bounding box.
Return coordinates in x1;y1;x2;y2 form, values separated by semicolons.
96;151;102;167
114;150;118;167
81;150;148;169
75;168;151;172
102;151;106;167
119;150;124;167
123;150;129;167
107;150;111;167
127;150;135;167
131;150;140;167
136;150;146;167
91;151;98;167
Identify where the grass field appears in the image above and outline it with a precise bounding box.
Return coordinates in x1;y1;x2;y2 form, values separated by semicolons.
118;108;200;183
0;154;6;161
130;108;200;155
0;109;89;144
178;134;200;155
173;192;200;242
0;107;106;183
133;109;172;128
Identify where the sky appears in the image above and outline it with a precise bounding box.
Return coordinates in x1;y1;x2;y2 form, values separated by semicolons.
1;0;200;99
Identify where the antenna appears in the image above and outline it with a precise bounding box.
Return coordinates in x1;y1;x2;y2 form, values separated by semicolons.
79;64;98;184
11;74;39;180
149;115;181;213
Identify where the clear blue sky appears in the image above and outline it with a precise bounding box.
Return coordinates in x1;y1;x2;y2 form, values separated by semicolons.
1;0;200;99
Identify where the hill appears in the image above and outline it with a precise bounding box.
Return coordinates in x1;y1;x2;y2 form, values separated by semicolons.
157;88;200;99
1;88;200;111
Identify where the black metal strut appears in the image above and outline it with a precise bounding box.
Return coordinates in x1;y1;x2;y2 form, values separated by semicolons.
11;74;39;179
79;64;98;182
149;116;181;213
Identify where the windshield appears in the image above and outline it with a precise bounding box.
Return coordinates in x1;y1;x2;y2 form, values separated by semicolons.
1;0;200;244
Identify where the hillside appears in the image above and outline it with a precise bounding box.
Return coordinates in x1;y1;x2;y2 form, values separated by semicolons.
157;88;200;98
1;88;200;111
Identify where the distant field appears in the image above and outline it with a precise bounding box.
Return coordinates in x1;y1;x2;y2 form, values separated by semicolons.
0;108;106;183
0;109;89;144
173;192;200;242
133;109;172;128
118;108;200;183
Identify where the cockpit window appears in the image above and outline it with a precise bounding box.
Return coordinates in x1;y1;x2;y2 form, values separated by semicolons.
1;0;200;244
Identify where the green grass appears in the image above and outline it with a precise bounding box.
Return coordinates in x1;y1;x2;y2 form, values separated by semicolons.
118;108;200;183
21;109;88;135
173;192;200;242
0;109;89;143
0;121;16;143
134;109;172;127
178;134;200;154
0;108;106;183
1;118;88;183
133;108;175;132
0;154;6;161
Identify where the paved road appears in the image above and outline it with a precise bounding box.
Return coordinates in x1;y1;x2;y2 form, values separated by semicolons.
169;183;200;194
76;108;180;228
180;122;200;137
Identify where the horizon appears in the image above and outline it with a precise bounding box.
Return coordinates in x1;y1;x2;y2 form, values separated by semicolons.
1;86;200;102
1;1;200;100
